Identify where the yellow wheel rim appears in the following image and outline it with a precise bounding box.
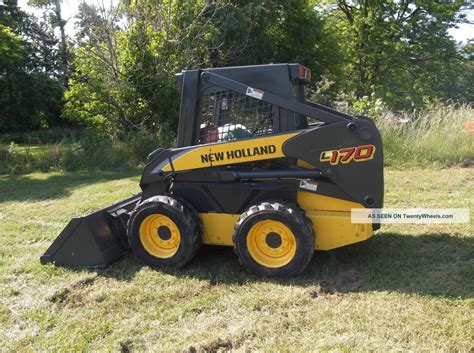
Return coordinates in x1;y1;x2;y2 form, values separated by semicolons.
139;214;181;258
246;220;296;268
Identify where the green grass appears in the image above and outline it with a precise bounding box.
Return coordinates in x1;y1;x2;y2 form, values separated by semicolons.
14;144;58;155
0;167;472;351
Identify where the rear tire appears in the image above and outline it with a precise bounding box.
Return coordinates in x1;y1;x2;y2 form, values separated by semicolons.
127;195;202;269
233;200;315;277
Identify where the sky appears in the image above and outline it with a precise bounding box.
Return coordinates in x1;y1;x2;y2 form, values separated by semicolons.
17;0;117;36
16;0;474;44
451;11;474;43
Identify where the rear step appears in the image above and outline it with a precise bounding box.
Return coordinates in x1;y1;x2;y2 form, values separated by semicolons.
40;194;142;269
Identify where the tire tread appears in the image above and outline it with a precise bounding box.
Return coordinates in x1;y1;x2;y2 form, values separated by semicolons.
233;199;315;277
127;195;202;269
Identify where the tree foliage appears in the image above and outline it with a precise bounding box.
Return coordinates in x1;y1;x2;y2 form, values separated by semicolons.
320;0;472;108
64;0;340;135
28;0;71;86
0;0;63;133
1;0;473;134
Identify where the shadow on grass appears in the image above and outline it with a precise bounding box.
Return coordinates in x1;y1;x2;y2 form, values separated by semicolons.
0;168;140;202
97;232;473;299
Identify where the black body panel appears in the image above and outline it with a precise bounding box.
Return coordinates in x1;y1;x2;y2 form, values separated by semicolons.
171;181;296;214
282;118;384;208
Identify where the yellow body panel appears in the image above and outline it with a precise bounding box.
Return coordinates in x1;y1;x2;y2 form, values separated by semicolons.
297;192;364;212
162;132;298;172
298;192;372;250
303;210;372;250
201;213;239;245
199;192;373;250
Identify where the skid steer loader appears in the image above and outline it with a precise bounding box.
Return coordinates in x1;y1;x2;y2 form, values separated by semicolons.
41;63;383;277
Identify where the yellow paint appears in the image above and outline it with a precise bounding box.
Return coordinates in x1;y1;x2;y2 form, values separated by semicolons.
199;192;373;251
297;192;365;212
297;192;373;250
201;213;239;245
247;220;297;268
297;159;316;169
139;214;181;258
162;132;299;172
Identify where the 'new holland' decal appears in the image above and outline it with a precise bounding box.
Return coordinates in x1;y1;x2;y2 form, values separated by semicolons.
200;145;276;163
158;132;299;172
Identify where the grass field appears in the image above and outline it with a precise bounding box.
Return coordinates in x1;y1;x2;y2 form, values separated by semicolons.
0;167;472;351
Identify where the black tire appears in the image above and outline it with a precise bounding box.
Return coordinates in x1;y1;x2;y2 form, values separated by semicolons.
127;195;202;269
233;200;315;277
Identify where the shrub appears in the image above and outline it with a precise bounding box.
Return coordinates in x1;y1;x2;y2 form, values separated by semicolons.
123;127;176;163
61;128;175;171
61;135;125;171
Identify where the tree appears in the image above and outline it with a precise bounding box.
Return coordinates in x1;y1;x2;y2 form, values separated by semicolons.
0;24;24;67
28;0;71;86
64;1;159;135
64;0;341;135
0;0;63;132
318;0;471;108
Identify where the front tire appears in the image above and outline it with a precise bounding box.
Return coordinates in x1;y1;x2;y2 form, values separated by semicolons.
127;195;202;269
233;200;315;277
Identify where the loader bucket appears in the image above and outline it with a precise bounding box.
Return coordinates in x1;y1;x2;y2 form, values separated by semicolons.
40;194;141;269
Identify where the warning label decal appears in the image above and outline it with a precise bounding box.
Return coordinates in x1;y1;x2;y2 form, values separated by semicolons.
246;87;264;100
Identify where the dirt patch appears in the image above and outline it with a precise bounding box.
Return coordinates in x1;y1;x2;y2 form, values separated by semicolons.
309;269;362;298
456;160;473;168
190;338;233;352
208;278;221;287
190;332;254;352
48;276;97;306
118;339;133;353
334;269;362;292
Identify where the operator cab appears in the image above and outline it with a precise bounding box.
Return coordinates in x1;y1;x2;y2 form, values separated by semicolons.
175;64;313;147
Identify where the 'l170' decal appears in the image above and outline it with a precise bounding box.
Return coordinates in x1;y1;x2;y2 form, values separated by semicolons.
320;145;376;165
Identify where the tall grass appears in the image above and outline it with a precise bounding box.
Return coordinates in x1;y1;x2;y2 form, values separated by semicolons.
0;128;175;174
0;142;63;174
378;104;473;167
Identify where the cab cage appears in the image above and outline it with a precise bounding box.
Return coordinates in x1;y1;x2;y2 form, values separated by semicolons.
198;88;275;144
175;63;353;148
